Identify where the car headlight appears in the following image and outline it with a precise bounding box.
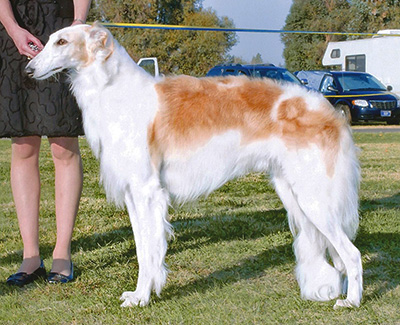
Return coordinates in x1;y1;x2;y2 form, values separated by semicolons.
352;99;369;107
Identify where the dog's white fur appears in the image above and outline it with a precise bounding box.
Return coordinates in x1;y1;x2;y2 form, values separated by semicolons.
26;23;363;309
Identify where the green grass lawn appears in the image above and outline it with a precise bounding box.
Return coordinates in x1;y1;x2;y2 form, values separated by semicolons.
0;131;399;324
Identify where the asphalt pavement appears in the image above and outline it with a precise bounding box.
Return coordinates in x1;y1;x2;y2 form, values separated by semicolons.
352;125;400;133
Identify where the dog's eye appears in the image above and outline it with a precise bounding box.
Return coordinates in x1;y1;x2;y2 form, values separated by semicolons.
57;39;68;46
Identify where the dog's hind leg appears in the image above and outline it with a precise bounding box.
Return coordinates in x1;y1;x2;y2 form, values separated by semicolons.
272;174;343;302
327;244;347;295
285;168;362;308
293;225;344;302
120;177;172;307
298;209;361;308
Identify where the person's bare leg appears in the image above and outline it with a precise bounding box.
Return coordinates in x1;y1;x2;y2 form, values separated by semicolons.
11;136;42;273
49;137;83;276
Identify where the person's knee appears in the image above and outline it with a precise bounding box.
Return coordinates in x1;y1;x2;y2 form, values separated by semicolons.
50;138;80;163
11;137;41;160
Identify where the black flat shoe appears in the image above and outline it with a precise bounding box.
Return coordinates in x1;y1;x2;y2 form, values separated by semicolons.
6;260;46;287
47;262;74;284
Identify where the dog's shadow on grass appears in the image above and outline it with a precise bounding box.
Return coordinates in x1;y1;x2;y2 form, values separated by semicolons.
360;192;400;212
355;193;400;303
169;207;294;301
160;203;400;304
153;207;295;302
355;230;400;304
162;243;292;303
169;207;289;252
1;193;399;304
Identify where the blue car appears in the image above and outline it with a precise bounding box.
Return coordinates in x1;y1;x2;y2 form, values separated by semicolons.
295;70;400;124
207;64;303;85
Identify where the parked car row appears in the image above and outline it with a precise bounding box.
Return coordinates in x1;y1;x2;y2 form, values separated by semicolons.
138;59;400;125
205;64;400;125
206;64;303;86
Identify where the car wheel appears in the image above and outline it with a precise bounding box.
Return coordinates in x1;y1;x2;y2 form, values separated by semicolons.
335;104;352;124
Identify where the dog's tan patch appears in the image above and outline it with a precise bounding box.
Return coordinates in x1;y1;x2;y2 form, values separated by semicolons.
149;76;282;160
149;76;343;176
70;34;90;65
277;97;342;176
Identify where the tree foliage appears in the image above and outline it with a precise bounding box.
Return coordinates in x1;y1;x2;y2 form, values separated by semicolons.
282;0;400;71
282;0;351;71
347;0;400;36
89;0;237;76
251;53;263;64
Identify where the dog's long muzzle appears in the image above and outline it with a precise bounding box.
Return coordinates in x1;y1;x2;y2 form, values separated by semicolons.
25;64;35;78
24;60;64;80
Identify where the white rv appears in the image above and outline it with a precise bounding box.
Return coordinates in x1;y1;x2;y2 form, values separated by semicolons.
322;30;400;95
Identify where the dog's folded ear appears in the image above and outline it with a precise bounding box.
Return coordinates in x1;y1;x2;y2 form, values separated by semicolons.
88;21;114;61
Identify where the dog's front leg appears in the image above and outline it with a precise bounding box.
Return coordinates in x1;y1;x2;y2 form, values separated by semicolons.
120;177;172;307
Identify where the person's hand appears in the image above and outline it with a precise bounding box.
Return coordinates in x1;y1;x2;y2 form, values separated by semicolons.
8;25;43;59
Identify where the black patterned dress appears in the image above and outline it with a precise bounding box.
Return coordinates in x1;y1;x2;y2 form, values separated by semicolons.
0;0;83;138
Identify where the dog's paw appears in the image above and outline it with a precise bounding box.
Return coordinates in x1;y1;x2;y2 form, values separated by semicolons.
317;284;341;301
333;298;360;310
120;291;150;307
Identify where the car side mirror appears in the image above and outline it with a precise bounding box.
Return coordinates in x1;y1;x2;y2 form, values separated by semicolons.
300;79;308;85
387;85;393;91
327;85;338;92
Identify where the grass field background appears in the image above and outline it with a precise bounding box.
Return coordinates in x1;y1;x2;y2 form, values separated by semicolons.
0;130;399;324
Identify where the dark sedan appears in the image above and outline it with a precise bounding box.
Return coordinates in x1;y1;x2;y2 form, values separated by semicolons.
296;70;400;124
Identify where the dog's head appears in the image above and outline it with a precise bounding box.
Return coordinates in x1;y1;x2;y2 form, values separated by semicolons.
25;22;114;80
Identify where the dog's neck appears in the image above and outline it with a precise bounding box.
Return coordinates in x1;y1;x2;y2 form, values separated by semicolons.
68;42;158;158
70;49;119;88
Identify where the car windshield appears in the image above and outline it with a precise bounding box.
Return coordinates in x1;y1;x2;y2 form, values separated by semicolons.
249;68;302;84
336;74;387;92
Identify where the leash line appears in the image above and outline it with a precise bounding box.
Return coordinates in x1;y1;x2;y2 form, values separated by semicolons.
324;93;391;98
98;22;399;38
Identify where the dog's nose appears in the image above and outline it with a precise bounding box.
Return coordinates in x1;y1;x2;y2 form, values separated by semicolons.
24;65;35;78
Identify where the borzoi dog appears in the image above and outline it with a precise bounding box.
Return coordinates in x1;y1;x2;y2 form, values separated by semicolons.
25;23;362;309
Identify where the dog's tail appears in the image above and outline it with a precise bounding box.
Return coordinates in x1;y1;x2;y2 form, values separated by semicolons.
330;124;361;240
285;122;361;240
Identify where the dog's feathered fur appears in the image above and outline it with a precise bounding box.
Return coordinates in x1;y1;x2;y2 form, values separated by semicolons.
26;23;362;308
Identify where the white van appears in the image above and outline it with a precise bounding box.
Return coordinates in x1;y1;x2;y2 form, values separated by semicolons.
322;30;400;95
